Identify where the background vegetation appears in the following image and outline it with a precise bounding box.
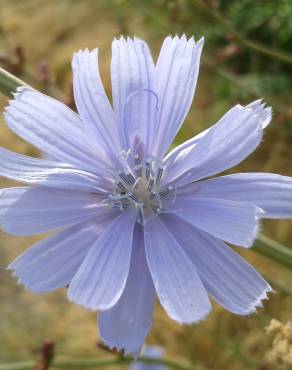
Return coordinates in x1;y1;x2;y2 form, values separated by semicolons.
0;0;291;369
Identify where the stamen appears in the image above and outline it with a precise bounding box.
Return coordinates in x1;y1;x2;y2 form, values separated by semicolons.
119;172;130;184
111;154;177;221
127;173;136;185
155;166;164;185
159;185;175;197
127;192;139;203
151;190;162;209
119;172;135;186
134;155;142;177
117;182;127;193
147;178;154;192
145;161;151;181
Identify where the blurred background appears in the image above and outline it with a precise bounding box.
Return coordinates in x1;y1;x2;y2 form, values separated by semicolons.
0;0;291;369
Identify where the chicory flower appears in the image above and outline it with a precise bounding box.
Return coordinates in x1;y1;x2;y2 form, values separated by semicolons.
1;35;292;355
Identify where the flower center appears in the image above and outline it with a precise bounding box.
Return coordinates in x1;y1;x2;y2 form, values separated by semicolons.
109;154;176;224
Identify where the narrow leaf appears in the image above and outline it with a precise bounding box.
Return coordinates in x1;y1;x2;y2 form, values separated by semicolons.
0;68;29;98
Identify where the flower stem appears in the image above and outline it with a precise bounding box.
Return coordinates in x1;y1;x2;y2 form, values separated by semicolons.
253;235;292;270
0;67;29;98
0;356;195;370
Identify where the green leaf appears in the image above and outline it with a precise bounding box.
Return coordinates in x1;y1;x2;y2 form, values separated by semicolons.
0;67;29;98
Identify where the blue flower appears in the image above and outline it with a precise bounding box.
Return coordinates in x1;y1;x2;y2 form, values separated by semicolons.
1;36;292;356
131;346;165;370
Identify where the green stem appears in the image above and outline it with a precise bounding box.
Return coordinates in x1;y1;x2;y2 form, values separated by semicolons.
0;67;29;98
0;356;195;370
253;235;292;270
193;0;292;66
0;361;34;370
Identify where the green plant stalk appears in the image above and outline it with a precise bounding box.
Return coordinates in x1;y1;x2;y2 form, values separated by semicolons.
0;355;195;370
253;235;292;270
0;68;28;98
193;0;292;66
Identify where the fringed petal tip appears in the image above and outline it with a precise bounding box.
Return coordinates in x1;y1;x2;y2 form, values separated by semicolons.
247;283;274;315
4;85;35;111
112;35;146;48
8;269;43;294
112;34;126;42
72;48;98;67
6;253;27;272
244;99;272;129
164;34;204;46
234;100;272;129
99;339;142;358
8;266;50;294
7;257;26;271
6;262;16;271
112;36;150;49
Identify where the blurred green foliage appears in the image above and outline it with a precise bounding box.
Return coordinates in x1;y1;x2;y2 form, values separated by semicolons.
227;0;292;48
215;0;292;98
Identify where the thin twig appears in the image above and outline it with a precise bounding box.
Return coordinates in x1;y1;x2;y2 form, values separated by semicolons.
0;355;195;370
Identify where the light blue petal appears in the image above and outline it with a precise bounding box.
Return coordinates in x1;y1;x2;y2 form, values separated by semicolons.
0;187;28;221
180;173;292;219
4;87;110;172
164;101;272;186
131;346;165;370
144;217;211;324
8;219;111;293
151;35;204;159
163;215;272;315
111;37;156;154
68;207;137;310
99;225;156;356
1;186;113;235
164;126;210;166
72;49;120;166
172;196;260;248
0;147;110;192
